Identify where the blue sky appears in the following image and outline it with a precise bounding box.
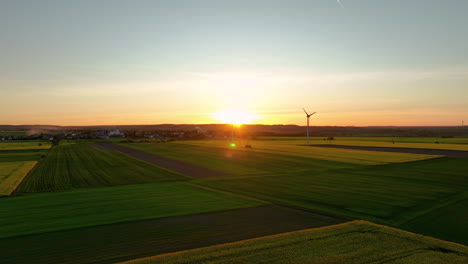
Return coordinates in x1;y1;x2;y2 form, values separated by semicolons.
1;0;467;125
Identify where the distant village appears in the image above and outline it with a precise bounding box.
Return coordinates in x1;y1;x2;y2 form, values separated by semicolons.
0;128;224;142
1;124;467;142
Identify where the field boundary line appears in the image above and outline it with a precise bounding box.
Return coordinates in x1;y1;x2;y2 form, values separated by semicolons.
192;181;351;222
391;192;467;226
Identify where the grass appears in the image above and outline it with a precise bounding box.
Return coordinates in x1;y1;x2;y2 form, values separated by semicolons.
16;143;187;193
0;181;265;238
195;157;468;244
0;161;37;196
0;205;343;264
183;139;439;165
120;220;468;264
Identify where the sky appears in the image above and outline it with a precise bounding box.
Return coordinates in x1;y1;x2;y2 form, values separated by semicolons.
1;0;467;126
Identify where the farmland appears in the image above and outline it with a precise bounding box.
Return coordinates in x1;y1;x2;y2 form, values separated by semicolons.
311;137;468;151
0;141;51;150
122;221;468;264
121;140;467;245
16;143;187;193
0;161;37;196
196;156;468;244
0;181;265;238
0;137;467;263
0;205;343;264
121;142;358;176
260;136;468;144
0;131;27;136
181;139;440;165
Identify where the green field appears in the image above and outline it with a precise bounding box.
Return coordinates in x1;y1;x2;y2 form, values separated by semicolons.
122;142;363;176
183;139;439;165
402;198;468;245
119;141;467;244
16;143;187;193
260;136;468;144
0;205;343;264
0;181;265;238
253;136;468;152
0;131;27;136
258;136;468;151
0;161;37;196
0;141;51;150
121;221;468;264
1;138;467;263
195;157;468;244
0;142;51;162
0;149;48;162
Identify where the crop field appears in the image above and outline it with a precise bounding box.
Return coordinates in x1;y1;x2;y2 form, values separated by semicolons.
0;131;27;136
121;221;468;264
0;205;343;264
0;161;37;196
309;136;468;151
255;136;468;151
0;181;265;238
121;142;361;176
1;138;467;263
196;156;468;244
0;141;51;150
16;143;188;193
314;140;468;151
0;142;51;162
182;139;440;165
0;149;48;162
260;136;468;144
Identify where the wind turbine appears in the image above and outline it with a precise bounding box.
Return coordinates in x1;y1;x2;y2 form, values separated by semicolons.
303;108;316;146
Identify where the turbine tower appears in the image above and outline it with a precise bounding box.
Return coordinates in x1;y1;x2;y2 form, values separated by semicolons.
303;108;316;146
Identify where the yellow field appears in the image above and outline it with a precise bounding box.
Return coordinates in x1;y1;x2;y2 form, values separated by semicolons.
120;220;468;264
0;161;38;196
182;140;440;165
0;142;51;150
313;139;468;151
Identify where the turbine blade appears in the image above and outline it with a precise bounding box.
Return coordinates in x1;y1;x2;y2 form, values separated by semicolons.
303;108;309;115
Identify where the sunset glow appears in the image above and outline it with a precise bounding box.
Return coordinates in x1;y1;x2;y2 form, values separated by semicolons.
1;1;467;126
213;109;260;125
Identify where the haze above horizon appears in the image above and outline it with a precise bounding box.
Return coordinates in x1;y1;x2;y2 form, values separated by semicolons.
1;0;467;126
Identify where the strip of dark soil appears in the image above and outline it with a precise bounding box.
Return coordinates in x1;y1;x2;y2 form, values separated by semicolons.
0;204;345;264
311;144;468;158
94;143;231;178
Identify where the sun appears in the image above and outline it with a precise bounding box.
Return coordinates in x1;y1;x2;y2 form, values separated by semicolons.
213;109;259;125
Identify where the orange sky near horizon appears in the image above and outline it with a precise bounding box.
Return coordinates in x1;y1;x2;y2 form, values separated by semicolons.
1;1;467;127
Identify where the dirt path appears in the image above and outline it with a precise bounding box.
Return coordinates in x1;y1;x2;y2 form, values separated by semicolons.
94;143;231;178
311;144;468;158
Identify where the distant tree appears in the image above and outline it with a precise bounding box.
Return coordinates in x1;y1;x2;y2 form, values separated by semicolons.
52;136;61;146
